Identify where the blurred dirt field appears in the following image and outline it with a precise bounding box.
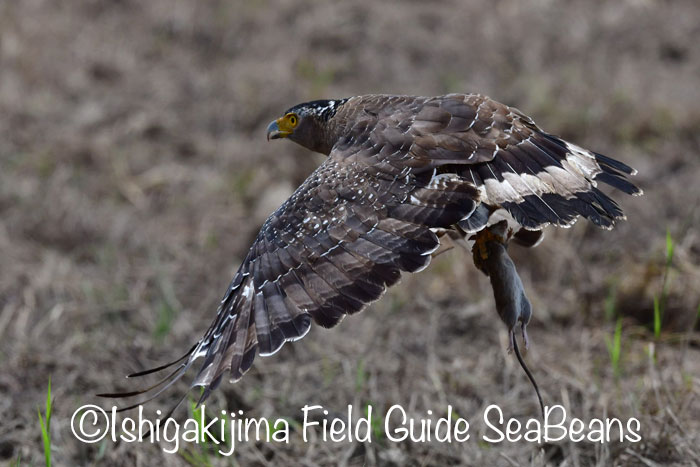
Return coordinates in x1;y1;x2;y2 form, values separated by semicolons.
1;0;700;465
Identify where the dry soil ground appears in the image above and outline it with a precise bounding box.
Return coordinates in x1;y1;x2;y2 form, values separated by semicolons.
1;0;699;466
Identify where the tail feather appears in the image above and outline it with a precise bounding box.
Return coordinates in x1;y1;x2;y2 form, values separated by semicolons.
126;343;198;378
467;131;640;230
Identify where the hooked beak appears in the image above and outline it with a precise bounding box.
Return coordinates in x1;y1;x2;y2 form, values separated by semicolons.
266;118;292;141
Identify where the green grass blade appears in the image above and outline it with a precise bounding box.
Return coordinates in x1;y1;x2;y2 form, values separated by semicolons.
46;377;52;431
37;377;53;467
653;296;661;339
653;230;675;338
665;228;675;267
606;318;623;377
38;416;50;466
366;403;383;441
38;410;49;467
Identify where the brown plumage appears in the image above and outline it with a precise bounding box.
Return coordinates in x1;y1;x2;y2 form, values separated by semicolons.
101;94;641;412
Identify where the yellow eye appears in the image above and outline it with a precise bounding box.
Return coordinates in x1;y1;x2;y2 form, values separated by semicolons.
287;114;298;127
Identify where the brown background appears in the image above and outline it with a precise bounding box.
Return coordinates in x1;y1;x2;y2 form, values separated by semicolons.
1;0;699;465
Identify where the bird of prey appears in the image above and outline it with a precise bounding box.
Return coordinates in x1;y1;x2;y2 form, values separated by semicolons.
102;94;641;412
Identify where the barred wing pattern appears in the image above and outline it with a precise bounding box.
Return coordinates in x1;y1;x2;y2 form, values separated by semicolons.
105;93;639;408
188;154;479;401
333;94;640;232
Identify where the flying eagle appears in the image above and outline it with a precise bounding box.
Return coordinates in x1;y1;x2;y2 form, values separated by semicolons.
102;94;641;412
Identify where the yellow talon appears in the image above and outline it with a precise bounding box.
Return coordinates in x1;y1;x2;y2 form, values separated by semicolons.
479;241;488;261
472;228;494;270
471;226;512;273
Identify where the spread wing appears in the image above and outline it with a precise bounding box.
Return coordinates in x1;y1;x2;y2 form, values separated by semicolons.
337;93;640;232
102;147;479;409
368;93;642;230
191;155;478;399
102;93;640;411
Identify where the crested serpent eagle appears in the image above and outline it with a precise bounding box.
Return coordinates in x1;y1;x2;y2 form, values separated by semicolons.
102;94;642;413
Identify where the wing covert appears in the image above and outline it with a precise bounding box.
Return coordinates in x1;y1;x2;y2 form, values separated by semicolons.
336;94;641;230
183;151;479;400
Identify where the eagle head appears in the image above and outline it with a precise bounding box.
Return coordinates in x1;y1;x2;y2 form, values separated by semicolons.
266;99;347;155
